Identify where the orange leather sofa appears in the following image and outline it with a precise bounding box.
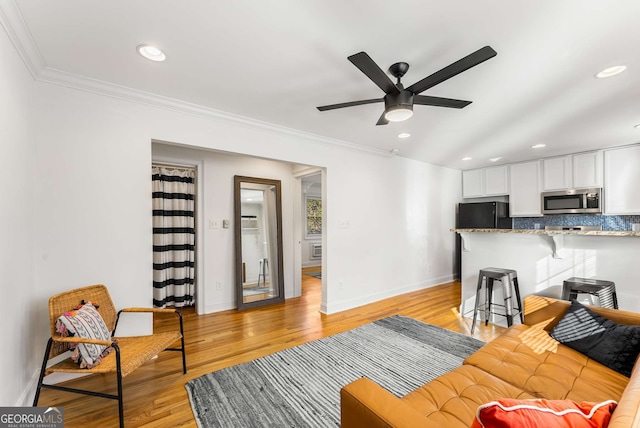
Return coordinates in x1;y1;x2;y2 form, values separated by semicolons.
341;296;640;427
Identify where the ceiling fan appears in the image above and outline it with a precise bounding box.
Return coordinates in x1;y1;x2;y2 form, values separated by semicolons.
317;46;497;125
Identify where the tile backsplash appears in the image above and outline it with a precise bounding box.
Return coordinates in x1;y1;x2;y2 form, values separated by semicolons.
514;214;640;231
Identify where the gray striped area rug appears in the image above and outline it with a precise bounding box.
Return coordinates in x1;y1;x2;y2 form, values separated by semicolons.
185;315;484;427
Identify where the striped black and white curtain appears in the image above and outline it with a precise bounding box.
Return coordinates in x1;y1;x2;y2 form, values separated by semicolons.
152;165;196;308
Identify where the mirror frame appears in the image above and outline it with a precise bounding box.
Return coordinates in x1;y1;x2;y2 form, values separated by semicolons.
234;175;285;310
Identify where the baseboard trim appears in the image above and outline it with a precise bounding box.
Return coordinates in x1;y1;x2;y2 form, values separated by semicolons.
324;274;455;315
18;370;40;407
319;303;328;315
203;300;236;314
302;262;322;268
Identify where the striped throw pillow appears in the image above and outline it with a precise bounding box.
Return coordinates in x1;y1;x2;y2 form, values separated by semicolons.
56;302;113;368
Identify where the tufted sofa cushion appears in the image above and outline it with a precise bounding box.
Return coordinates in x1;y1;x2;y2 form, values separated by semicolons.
401;364;534;427
464;324;630;403
341;297;640;428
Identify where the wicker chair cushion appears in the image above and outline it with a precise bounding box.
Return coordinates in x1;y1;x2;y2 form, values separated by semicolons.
56;302;113;368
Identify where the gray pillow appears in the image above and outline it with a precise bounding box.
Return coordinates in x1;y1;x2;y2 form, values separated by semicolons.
550;300;640;377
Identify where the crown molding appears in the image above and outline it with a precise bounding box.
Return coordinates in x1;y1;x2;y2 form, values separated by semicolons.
0;0;44;78
0;1;389;159
37;66;390;157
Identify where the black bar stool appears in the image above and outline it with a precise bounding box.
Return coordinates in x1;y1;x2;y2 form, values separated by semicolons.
561;277;618;309
471;267;524;334
257;258;269;287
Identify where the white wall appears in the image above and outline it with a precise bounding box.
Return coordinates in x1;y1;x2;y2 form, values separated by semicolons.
325;156;461;313
3;42;462;405
0;22;37;406
32;79;461;319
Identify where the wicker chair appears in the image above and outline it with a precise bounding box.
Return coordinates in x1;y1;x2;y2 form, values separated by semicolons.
33;284;187;428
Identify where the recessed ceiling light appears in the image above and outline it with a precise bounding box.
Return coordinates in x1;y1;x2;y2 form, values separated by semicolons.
596;65;626;78
489;157;501;162
634;124;640;129
137;44;166;62
398;133;411;139
462;157;472;161
531;144;546;149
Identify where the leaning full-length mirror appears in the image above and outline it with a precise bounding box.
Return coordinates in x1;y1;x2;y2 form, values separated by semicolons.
234;176;285;310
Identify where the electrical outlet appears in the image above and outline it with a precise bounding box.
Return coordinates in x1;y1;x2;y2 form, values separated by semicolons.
428;265;432;272
338;281;344;289
339;220;350;229
209;219;221;229
216;281;222;290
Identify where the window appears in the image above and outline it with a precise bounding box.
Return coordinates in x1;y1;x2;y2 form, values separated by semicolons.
306;196;322;236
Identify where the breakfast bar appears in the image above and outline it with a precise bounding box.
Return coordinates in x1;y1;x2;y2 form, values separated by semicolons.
451;228;640;322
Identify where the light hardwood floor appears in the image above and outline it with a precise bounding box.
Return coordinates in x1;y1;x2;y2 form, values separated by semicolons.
37;270;504;427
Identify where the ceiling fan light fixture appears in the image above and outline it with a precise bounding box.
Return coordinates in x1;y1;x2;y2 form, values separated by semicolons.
137;44;166;62
384;105;413;122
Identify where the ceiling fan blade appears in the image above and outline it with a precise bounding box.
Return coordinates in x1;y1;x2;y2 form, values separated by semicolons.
376;112;389;126
317;98;382;111
414;95;472;109
348;52;400;95
406;46;497;95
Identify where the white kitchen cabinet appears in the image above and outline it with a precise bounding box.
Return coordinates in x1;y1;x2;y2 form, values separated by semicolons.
573;151;603;188
542;151;602;191
509;160;542;217
462;169;484;198
604;146;640;214
462;165;508;198
484;165;509;196
543;156;572;191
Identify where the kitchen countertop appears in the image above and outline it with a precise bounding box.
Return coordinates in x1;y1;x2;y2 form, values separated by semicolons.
450;228;640;237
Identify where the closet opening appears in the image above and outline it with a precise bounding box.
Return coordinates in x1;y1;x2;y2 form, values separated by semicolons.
152;162;198;309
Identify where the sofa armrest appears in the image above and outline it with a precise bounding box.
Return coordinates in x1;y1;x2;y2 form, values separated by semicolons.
609;358;640;428
524;295;640;331
341;378;428;428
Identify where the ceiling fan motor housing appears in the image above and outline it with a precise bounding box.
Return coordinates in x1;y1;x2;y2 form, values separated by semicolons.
384;90;414;111
383;90;414;122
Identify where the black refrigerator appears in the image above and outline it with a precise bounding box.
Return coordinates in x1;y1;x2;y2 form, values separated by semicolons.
458;201;512;229
455;202;512;279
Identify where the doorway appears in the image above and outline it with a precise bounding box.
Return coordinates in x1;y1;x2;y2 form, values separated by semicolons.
298;171;324;301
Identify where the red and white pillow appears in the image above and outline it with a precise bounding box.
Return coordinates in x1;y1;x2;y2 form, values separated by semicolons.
472;398;617;428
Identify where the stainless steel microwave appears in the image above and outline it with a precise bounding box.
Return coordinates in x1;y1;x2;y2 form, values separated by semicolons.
541;188;602;214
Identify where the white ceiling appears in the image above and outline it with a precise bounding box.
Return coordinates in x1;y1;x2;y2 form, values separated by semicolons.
4;0;640;169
